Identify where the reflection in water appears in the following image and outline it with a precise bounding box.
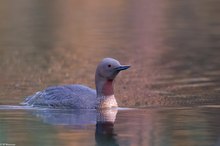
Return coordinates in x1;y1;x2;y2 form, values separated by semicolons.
32;109;97;125
31;108;118;125
96;121;118;146
30;108;119;146
0;107;220;146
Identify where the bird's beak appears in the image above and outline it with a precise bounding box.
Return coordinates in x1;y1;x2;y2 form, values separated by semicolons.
115;65;131;71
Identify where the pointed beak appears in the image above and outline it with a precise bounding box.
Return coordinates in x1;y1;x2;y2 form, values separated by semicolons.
115;65;131;71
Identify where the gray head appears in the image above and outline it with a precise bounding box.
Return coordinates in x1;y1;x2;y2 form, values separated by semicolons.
95;58;130;98
96;58;130;80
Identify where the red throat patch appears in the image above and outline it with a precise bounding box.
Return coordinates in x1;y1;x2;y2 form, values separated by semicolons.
102;80;114;96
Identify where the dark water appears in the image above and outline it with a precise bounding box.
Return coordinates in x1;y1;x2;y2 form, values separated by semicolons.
0;0;220;146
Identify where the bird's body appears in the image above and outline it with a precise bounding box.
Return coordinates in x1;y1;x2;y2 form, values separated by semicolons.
22;85;97;109
22;58;130;109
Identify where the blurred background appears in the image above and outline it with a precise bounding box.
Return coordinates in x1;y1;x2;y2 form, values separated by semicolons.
0;0;220;107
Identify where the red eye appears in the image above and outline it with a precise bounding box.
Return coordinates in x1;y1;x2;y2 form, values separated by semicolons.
108;64;111;68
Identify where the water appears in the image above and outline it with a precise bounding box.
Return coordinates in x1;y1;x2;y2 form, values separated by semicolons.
0;0;220;146
0;107;220;146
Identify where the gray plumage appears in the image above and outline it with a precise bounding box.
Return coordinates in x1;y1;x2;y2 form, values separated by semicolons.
22;58;130;109
22;85;97;109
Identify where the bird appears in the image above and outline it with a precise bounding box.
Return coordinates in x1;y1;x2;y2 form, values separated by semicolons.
21;58;130;109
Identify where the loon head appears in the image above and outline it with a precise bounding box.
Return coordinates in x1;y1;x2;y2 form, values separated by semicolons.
96;58;130;81
96;58;130;80
95;58;130;108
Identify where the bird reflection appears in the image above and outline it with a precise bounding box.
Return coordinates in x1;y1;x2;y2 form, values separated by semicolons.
96;109;119;146
30;108;119;146
96;121;118;146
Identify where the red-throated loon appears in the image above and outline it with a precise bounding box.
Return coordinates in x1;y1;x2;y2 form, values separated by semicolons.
21;58;130;109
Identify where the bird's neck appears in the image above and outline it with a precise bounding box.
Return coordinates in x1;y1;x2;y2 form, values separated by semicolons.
95;74;118;109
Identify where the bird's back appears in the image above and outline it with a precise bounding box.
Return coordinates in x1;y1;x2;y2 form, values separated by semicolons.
22;84;97;109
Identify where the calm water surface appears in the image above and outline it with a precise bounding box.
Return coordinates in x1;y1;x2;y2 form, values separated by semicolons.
0;0;220;146
0;107;220;146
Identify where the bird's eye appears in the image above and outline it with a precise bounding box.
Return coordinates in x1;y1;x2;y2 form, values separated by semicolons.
108;64;111;68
